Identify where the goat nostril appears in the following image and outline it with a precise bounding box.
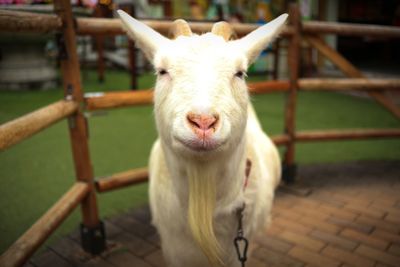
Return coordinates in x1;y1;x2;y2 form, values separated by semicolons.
187;113;219;131
188;118;201;128
209;115;219;128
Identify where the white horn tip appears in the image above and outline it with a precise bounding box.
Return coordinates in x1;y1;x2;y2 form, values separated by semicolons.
117;9;127;17
276;13;289;22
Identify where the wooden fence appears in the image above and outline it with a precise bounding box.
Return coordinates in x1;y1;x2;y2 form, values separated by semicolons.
1;2;400;266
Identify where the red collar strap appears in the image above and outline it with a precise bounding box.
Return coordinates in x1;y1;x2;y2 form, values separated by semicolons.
243;158;252;189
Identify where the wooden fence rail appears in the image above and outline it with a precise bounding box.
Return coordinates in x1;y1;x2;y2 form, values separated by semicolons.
248;80;291;94
295;129;400;142
95;127;400;192
84;78;400;111
85;90;154;110
0;100;78;151
0;182;90;267
96;167;149;193
94;131;301;193
75;17;295;37
2;9;400;38
83;81;291;111
0;9;61;33
303;20;400;38
298;78;400;91
0;9;292;36
1;3;400;266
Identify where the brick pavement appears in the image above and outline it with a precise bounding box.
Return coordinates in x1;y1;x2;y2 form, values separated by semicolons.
28;160;400;267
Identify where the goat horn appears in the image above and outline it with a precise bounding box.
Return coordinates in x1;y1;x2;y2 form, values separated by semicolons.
169;19;192;39
211;21;235;41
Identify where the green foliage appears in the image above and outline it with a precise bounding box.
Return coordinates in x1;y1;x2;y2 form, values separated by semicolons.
0;70;399;254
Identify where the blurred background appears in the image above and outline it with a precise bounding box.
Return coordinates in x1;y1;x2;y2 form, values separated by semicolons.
1;0;400;90
1;0;399;257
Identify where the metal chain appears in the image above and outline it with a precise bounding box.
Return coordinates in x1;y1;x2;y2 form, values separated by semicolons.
234;203;248;267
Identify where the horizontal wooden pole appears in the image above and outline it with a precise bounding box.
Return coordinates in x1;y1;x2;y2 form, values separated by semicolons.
95;135;290;192
76;17;294;37
76;17;122;35
94;135;288;193
268;129;400;145
96;167;149;193
2;9;400;39
84;81;291;111
94;129;398;192
303;21;400;38
0;182;89;267
299;78;400;91
86;77;400;112
94;137;293;193
257;130;399;145
0;100;79;151
296;128;400;142
0;9;62;33
94;133;284;192
0;9;293;36
84;90;154;110
248;80;290;94
271;134;290;145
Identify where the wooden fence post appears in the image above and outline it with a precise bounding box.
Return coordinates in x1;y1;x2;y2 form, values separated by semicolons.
282;3;301;183
53;0;106;254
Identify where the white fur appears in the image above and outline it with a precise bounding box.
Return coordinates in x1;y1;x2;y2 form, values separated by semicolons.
118;10;287;267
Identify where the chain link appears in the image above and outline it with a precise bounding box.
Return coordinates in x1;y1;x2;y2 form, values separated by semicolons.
234;203;248;267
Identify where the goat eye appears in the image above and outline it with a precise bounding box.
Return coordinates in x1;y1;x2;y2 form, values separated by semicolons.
158;69;168;75
235;71;245;79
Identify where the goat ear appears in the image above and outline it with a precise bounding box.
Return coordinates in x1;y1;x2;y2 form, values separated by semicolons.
117;10;169;61
234;14;288;64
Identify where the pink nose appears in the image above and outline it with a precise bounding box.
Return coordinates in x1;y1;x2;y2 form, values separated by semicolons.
187;113;219;133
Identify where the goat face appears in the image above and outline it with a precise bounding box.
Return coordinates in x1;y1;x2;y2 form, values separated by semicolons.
153;34;249;157
118;11;288;158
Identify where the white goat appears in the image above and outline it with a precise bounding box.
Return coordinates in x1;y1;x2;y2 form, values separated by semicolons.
118;10;287;267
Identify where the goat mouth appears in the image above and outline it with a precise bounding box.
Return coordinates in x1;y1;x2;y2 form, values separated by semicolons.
176;137;221;152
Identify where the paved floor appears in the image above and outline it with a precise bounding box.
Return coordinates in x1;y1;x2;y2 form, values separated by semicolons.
27;160;400;267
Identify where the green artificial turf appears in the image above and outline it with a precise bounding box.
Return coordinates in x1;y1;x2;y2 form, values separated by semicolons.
0;69;399;254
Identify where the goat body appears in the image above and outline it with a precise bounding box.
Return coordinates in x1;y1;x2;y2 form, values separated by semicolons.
118;11;288;267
